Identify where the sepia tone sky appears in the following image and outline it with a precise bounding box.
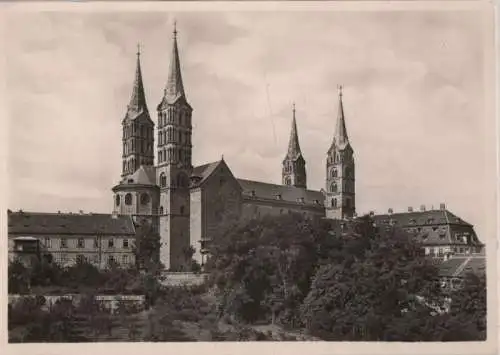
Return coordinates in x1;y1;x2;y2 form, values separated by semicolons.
5;9;496;241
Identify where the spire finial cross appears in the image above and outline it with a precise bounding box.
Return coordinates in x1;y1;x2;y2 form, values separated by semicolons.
173;19;178;39
292;101;296;113
338;84;343;97
136;43;141;57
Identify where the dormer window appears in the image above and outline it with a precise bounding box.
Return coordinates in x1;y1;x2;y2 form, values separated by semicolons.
409;219;416;225
275;194;282;200
297;197;305;203
250;190;256;197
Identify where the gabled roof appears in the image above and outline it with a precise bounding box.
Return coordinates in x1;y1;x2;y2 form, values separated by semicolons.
191;160;222;187
237;179;324;207
8;212;136;236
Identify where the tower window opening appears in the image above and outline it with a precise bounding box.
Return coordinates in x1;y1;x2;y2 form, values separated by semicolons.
125;193;132;205
332;198;337;208
160;173;167;188
159;206;164;215
180;206;185;215
330;183;337;193
115;195;120;206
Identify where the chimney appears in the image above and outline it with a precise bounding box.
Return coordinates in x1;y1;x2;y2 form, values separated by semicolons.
408;206;413;212
57;210;61;214
440;203;446;210
388;208;393;215
369;211;375;217
420;205;426;212
79;210;84;214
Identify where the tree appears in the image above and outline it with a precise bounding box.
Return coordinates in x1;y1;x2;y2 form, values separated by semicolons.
300;215;444;341
206;213;333;325
134;223;163;274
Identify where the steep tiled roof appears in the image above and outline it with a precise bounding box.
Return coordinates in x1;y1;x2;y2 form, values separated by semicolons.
126;49;149;120
439;256;486;278
237;179;324;207
159;25;186;107
372;209;480;246
331;87;350;151
8;212;136;236
191;160;222;187
284;104;304;162
373;209;472;227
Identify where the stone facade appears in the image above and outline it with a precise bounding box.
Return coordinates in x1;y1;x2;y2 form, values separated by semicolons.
7;212;136;269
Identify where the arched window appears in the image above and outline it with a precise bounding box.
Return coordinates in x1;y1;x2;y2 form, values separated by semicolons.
159;206;164;215
332;198;337;208
331;169;337;178
285;177;291;186
140;193;150;205
330;183;337;193
125;193;132;205
115;195;120;206
160;173;167;188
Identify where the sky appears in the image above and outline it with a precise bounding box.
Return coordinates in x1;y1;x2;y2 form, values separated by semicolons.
4;9;497;241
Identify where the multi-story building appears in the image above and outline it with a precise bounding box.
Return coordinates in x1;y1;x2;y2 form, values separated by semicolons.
8;211;136;268
7;24;484;270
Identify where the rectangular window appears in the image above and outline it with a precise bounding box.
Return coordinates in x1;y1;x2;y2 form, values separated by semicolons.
123;239;129;248
44;238;52;248
123;254;129;264
60;238;67;248
108;239;114;248
77;238;85;248
108;255;115;266
94;237;99;248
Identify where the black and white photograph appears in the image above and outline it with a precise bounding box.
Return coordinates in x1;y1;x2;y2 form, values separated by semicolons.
2;0;497;352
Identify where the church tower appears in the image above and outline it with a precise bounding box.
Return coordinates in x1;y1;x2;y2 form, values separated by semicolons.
156;24;193;271
282;103;307;188
325;86;355;220
121;46;155;176
112;47;158;226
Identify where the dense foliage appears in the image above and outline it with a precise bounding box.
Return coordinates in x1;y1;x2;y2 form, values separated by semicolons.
206;213;487;341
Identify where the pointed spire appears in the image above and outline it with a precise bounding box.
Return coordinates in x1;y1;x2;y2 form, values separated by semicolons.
127;43;148;116
334;85;349;148
286;102;303;160
164;21;186;103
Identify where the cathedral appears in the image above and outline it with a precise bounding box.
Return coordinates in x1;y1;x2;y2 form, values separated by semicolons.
110;25;357;270
8;25;484;272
